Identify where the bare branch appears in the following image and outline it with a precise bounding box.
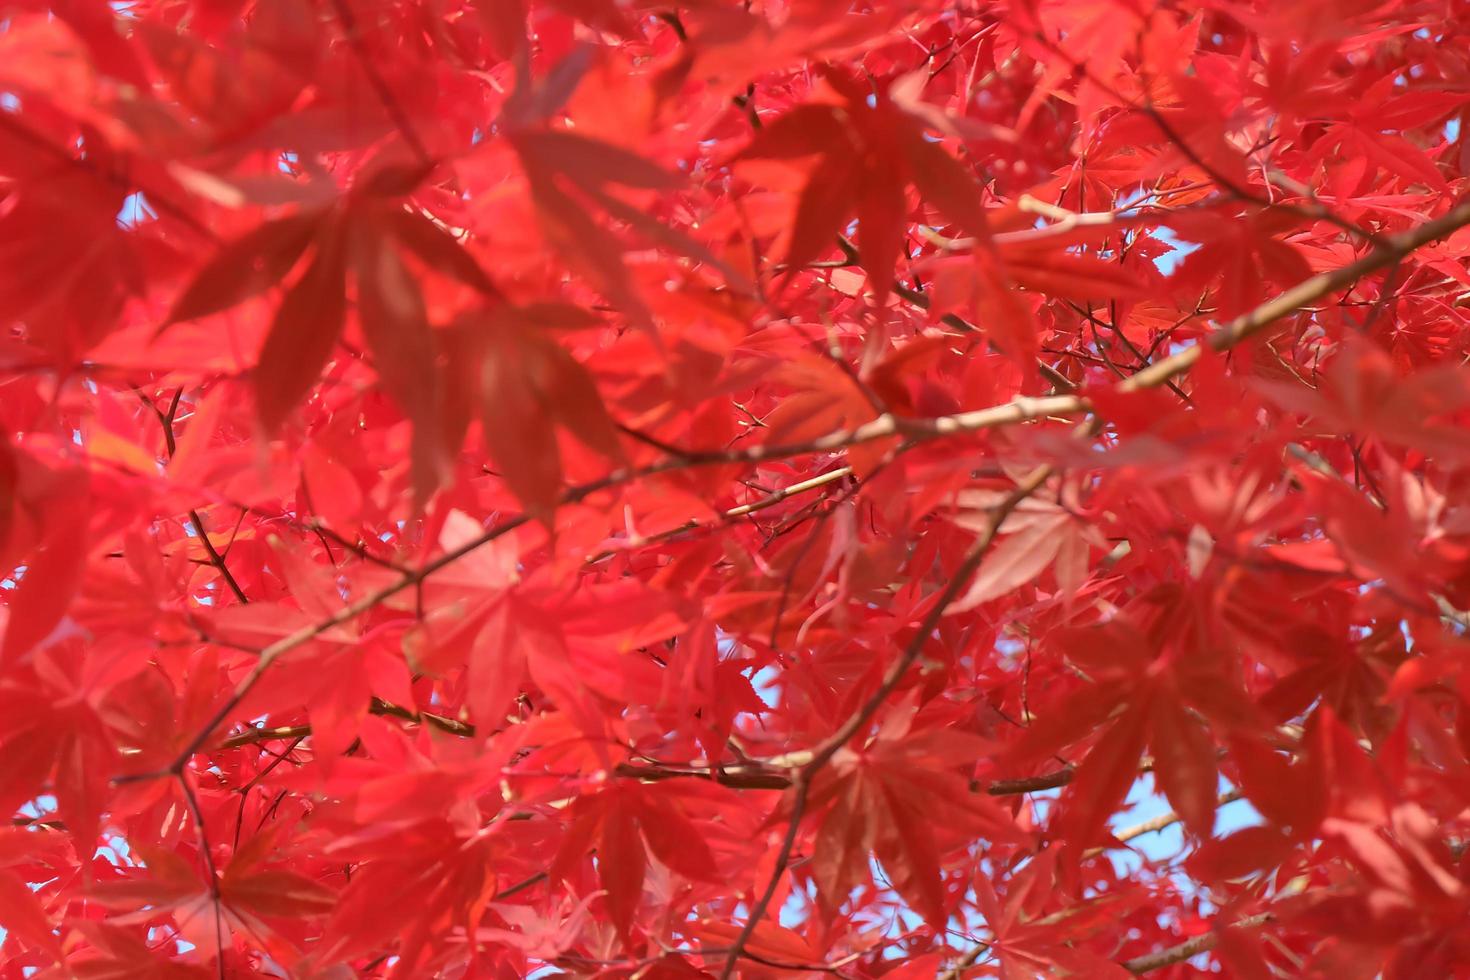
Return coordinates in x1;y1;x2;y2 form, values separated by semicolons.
131;200;1470;795
715;466;1054;980
1122;913;1273;974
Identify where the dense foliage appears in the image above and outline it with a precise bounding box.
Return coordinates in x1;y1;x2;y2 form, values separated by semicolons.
4;0;1470;976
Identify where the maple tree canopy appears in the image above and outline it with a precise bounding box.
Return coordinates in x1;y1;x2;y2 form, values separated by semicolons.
5;0;1470;976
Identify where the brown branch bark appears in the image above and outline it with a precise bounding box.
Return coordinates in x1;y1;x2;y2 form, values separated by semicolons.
1115;789;1243;846
1026;30;1382;247
1122;913;1274;974
708;200;1470;977
138;388;251;604
942;909;1278;977
206;466;855;757
219;714;1107;799
715;467;1056;980
128;199;1470;792
585;464;855;564
694;194;1470;467
937;942;990;980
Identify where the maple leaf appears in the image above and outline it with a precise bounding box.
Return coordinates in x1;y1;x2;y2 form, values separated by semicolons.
0;828;70;964
90;830;335;965
0;654;117;843
164;175;499;487
553;781;723;942
971;853;1135;980
65;922;216;979
1010;597;1258;846
757;352;890;473
0;444;92;663
458;303;626;518
1258;335;1470;461
1169;209;1315;320
496;56;749;321
735;68;990;303
7;0;1470;974
805;717;1025;926
317;821;509;971
945;490;1103;612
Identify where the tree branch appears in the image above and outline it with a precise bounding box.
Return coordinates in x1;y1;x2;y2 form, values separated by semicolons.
1122;913;1273;974
128;199;1470;791
706;201;1470;978
137;388;250;606
1027;31;1383;247
716;466;1054;980
937;942;990;980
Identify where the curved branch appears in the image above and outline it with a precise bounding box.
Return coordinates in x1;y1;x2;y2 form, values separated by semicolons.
715;467;1055;980
1122;913;1273;974
706;199;1470;978
128;199;1470;788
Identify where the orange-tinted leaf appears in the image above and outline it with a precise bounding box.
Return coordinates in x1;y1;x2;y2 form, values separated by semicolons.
1001;250;1147;300
694;918;820;968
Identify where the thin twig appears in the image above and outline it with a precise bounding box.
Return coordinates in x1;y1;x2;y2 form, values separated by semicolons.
716;467;1053;980
137;388;250;604
175;775;227;979
937;941;991;980
493;871;548;900
1083;789;1245;859
1029;31;1381;247
586;465;855;565
706;200;1470;978
121;200;1470;791
1122;913;1273;974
